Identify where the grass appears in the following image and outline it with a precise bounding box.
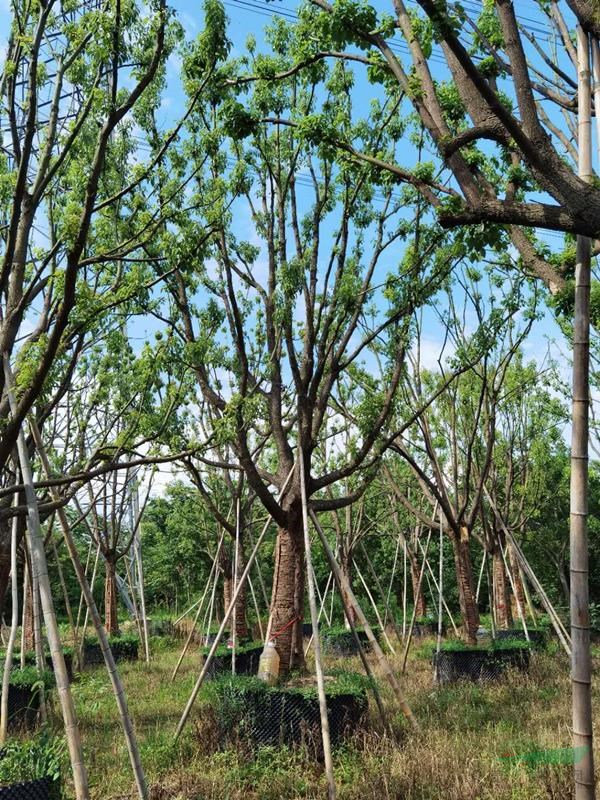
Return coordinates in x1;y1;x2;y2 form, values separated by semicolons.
15;631;595;799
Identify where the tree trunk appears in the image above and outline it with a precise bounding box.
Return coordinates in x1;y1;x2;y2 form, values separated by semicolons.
410;557;427;618
104;558;119;637
0;516;12;621
452;527;479;643
508;541;527;618
223;552;248;641
268;503;304;674
492;547;512;629
339;555;357;628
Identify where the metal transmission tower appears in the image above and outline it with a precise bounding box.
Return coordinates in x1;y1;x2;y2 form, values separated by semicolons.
1;0;105;176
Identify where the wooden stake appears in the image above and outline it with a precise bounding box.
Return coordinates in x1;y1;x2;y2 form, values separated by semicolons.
175;466;295;740
299;450;336;800
571;26;595;800
29;421;149;800
400;529;432;674
310;509;418;729
0;495;19;743
4;358;89;800
171;533;224;682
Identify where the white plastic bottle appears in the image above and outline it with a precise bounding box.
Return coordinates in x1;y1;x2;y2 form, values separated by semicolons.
257;640;280;685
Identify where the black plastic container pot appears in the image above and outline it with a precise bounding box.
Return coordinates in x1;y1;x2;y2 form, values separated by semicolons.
83;638;139;667
204;644;263;679
6;685;41;731
0;777;54;800
412;621;446;638
302;623;313;637
321;630;370;656
432;646;530;684
494;628;546;647
216;684;368;757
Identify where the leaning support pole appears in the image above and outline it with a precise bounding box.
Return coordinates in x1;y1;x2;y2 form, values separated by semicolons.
353;559;396;654
360;542;404;645
175;466;296;740
401;530;432;674
171;533;224;682
317;550;389;733
416;538;459;636
484;490;571;654
4;358;90;800
29;421;149;800
299;451;336;800
0;496;19;743
571;26;595;800
500;542;529;641
310;509;418;729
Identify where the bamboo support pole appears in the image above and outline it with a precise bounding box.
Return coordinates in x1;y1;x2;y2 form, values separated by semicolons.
360;542;404;645
484;490;571;653
400;530;432;674
299;451;336;800
384;531;402;627
175;466;295;740
0;496;19;743
416;538;459;636
29;421;149;800
171;533;224;681
436;509;444;655
475;550;487;604
4;359;89;800
571;27;595;800
353;560;396;654
310;510;418;729
500;542;529;641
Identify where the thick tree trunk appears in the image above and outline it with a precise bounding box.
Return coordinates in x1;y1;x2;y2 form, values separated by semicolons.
452;528;479;643
104;558;119;637
508;541;527;618
223;552;248;641
339;556;357;628
410;557;427;618
268;503;304;674
492;547;513;629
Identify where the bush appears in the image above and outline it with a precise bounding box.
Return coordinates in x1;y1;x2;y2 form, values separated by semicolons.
203;673;369;754
0;730;65;796
8;667;55;691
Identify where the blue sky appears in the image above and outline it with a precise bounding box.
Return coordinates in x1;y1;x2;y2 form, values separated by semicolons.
0;0;585;491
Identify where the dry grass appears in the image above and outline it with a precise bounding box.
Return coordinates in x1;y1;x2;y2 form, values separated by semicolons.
44;635;598;799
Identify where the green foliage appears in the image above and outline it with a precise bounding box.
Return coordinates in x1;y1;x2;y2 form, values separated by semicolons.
8;667;55;690
0;731;66;791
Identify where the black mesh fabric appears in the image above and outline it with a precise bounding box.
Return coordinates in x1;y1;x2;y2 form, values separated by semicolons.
321;631;371;656
494;629;546;647
0;778;53;800
217;687;368;758
432;647;530;684
6;686;40;731
82;640;138;666
204;645;263;679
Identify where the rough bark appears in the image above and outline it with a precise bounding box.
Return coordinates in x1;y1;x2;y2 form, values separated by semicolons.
339;556;357;627
508;542;527;618
410;557;427;618
452;527;479;643
104;558;119;637
269;501;304;674
492;547;512;629
223;552;248;641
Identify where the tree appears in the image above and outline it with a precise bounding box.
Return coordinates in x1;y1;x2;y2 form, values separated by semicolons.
157;16;457;672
